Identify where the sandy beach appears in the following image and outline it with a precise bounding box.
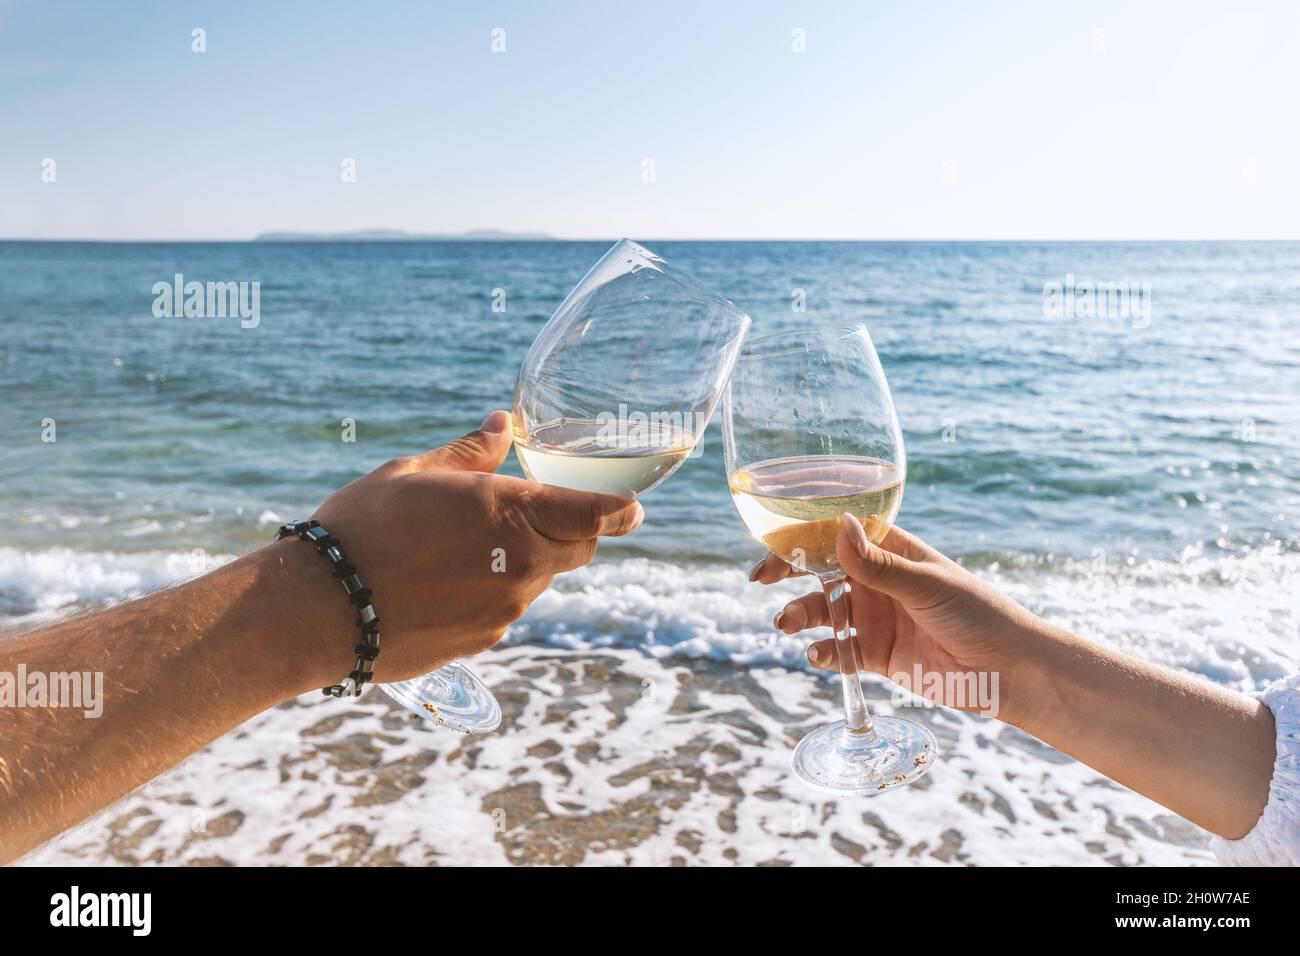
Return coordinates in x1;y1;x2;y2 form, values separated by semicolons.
23;643;1214;867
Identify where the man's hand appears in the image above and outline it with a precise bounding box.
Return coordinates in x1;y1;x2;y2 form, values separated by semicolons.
300;409;642;684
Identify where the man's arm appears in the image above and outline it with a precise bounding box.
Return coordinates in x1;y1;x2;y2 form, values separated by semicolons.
0;542;338;862
0;411;642;864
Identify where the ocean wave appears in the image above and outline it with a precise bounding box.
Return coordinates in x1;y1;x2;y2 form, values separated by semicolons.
2;545;1295;694
0;547;233;623
519;548;1299;690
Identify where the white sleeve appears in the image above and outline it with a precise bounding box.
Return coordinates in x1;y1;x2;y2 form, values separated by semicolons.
1211;673;1300;866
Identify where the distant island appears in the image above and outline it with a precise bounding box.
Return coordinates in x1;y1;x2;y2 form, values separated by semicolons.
253;229;555;242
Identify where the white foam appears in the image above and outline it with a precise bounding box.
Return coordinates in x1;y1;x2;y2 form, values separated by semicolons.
0;547;234;624
513;559;812;666
511;548;1300;693
3;545;1296;693
20;646;1216;867
983;543;1300;692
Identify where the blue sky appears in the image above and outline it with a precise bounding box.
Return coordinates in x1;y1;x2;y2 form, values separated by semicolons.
2;0;1298;240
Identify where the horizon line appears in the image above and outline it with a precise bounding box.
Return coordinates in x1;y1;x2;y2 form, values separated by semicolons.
3;236;1299;243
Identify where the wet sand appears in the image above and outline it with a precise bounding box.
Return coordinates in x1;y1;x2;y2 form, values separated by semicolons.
22;645;1214;866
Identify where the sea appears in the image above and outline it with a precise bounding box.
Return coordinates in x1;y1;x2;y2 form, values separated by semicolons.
3;239;1298;866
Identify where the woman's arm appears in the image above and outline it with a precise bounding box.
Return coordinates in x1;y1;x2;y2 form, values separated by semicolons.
753;514;1278;841
0;411;643;864
1008;621;1274;839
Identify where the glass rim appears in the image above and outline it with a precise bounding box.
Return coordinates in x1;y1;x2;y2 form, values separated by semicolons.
609;237;661;268
596;237;751;327
735;323;868;360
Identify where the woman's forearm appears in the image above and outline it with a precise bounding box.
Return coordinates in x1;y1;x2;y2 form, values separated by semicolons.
1010;624;1276;839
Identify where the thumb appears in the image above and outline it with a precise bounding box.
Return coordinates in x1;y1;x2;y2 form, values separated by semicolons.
836;513;940;605
408;410;514;473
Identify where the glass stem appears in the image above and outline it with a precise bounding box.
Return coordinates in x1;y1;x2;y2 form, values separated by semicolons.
819;572;876;737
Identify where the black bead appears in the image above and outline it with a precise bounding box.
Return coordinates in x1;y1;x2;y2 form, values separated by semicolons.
290;521;383;702
276;520;310;540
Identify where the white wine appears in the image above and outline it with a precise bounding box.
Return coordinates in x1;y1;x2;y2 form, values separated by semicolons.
514;417;696;496
729;455;904;574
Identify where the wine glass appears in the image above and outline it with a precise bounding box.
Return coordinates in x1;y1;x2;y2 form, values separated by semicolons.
513;239;750;495
723;324;938;794
382;239;750;733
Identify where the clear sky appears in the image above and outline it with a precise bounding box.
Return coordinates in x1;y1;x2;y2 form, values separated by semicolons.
2;0;1298;240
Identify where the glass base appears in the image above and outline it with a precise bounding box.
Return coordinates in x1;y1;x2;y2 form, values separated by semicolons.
791;716;937;795
380;661;502;735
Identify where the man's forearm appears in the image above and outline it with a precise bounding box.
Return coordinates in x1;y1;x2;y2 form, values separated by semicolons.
1010;626;1276;840
0;541;341;864
0;417;643;865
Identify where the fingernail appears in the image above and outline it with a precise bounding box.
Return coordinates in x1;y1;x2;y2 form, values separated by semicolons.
773;609;786;630
479;410;510;433
627;501;645;532
748;558;766;582
808;644;824;665
841;512;871;558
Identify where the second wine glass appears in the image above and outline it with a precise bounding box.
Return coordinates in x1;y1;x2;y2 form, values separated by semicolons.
723;324;938;794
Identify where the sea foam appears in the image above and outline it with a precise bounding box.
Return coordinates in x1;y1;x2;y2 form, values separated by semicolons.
3;547;1295;693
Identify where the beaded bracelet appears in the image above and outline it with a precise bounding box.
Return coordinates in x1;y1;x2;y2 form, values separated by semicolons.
274;519;380;699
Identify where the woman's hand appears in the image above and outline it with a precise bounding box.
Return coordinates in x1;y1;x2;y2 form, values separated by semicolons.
751;514;1049;722
751;515;1277;839
287;409;644;688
